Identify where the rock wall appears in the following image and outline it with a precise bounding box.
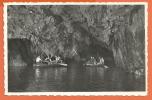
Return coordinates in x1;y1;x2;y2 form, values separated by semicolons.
108;6;145;73
7;5;145;73
8;38;33;66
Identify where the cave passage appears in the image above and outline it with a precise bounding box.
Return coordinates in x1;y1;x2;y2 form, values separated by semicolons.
8;39;145;92
7;5;145;92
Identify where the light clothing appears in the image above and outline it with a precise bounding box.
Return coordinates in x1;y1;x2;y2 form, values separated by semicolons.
99;57;104;64
36;56;42;63
101;57;104;64
56;56;60;61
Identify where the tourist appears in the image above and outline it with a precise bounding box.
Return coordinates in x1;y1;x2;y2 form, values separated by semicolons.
56;56;60;61
44;56;51;64
51;56;56;61
92;57;96;65
90;57;93;64
101;57;104;65
36;56;42;63
98;57;104;65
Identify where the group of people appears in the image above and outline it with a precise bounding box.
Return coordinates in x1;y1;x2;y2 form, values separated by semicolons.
36;55;62;64
36;55;104;66
90;56;104;65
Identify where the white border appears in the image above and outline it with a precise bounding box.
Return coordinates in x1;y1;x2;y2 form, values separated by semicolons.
4;2;148;96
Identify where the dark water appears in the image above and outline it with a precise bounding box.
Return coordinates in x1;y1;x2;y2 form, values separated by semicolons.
8;64;145;92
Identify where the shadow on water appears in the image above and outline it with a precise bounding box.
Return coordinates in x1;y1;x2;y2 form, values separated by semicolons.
8;66;34;92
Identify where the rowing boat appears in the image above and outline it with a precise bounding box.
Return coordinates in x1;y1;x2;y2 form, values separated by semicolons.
33;63;68;67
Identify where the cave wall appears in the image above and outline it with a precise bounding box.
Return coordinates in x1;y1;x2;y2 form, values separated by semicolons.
109;6;145;72
77;5;145;72
8;38;33;66
7;5;146;73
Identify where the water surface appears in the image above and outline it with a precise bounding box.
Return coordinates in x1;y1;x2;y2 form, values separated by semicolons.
8;64;145;92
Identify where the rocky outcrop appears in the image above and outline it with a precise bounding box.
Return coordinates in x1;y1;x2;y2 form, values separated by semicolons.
7;5;145;74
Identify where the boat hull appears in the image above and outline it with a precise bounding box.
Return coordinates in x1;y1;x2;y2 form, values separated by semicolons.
33;63;68;68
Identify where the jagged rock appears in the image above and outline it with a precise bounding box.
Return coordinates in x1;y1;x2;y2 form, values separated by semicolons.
7;5;145;74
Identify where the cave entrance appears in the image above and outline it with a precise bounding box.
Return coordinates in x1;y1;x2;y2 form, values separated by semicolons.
78;43;115;68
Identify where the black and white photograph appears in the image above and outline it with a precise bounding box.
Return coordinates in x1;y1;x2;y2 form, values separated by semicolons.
4;2;147;95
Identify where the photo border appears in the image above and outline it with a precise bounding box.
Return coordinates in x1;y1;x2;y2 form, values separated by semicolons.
3;1;148;96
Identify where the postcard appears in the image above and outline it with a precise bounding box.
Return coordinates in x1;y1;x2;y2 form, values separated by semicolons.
1;0;151;99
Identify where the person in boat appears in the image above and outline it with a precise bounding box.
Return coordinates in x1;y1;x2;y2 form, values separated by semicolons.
51;56;56;61
90;57;96;65
93;57;97;65
55;56;59;63
56;56;60;62
36;56;42;63
57;56;63;63
44;55;51;64
45;57;50;62
99;57;104;65
90;57;93;64
50;56;57;64
101;57;104;65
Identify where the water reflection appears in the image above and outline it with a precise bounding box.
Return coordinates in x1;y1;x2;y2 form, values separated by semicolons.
8;65;145;92
8;66;34;92
67;62;86;91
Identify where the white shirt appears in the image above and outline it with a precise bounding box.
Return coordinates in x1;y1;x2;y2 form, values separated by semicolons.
36;56;42;63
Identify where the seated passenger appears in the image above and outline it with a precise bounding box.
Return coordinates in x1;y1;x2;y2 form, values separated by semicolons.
44;56;51;64
36;56;42;63
56;56;60;61
92;57;97;64
45;56;49;61
101;57;104;65
51;56;56;61
99;57;104;65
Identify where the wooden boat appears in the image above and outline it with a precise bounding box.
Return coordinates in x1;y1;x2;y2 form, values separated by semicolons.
33;62;68;67
84;63;109;68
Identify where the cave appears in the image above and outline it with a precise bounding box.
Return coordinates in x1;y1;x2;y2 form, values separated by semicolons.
7;4;146;92
8;38;33;66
